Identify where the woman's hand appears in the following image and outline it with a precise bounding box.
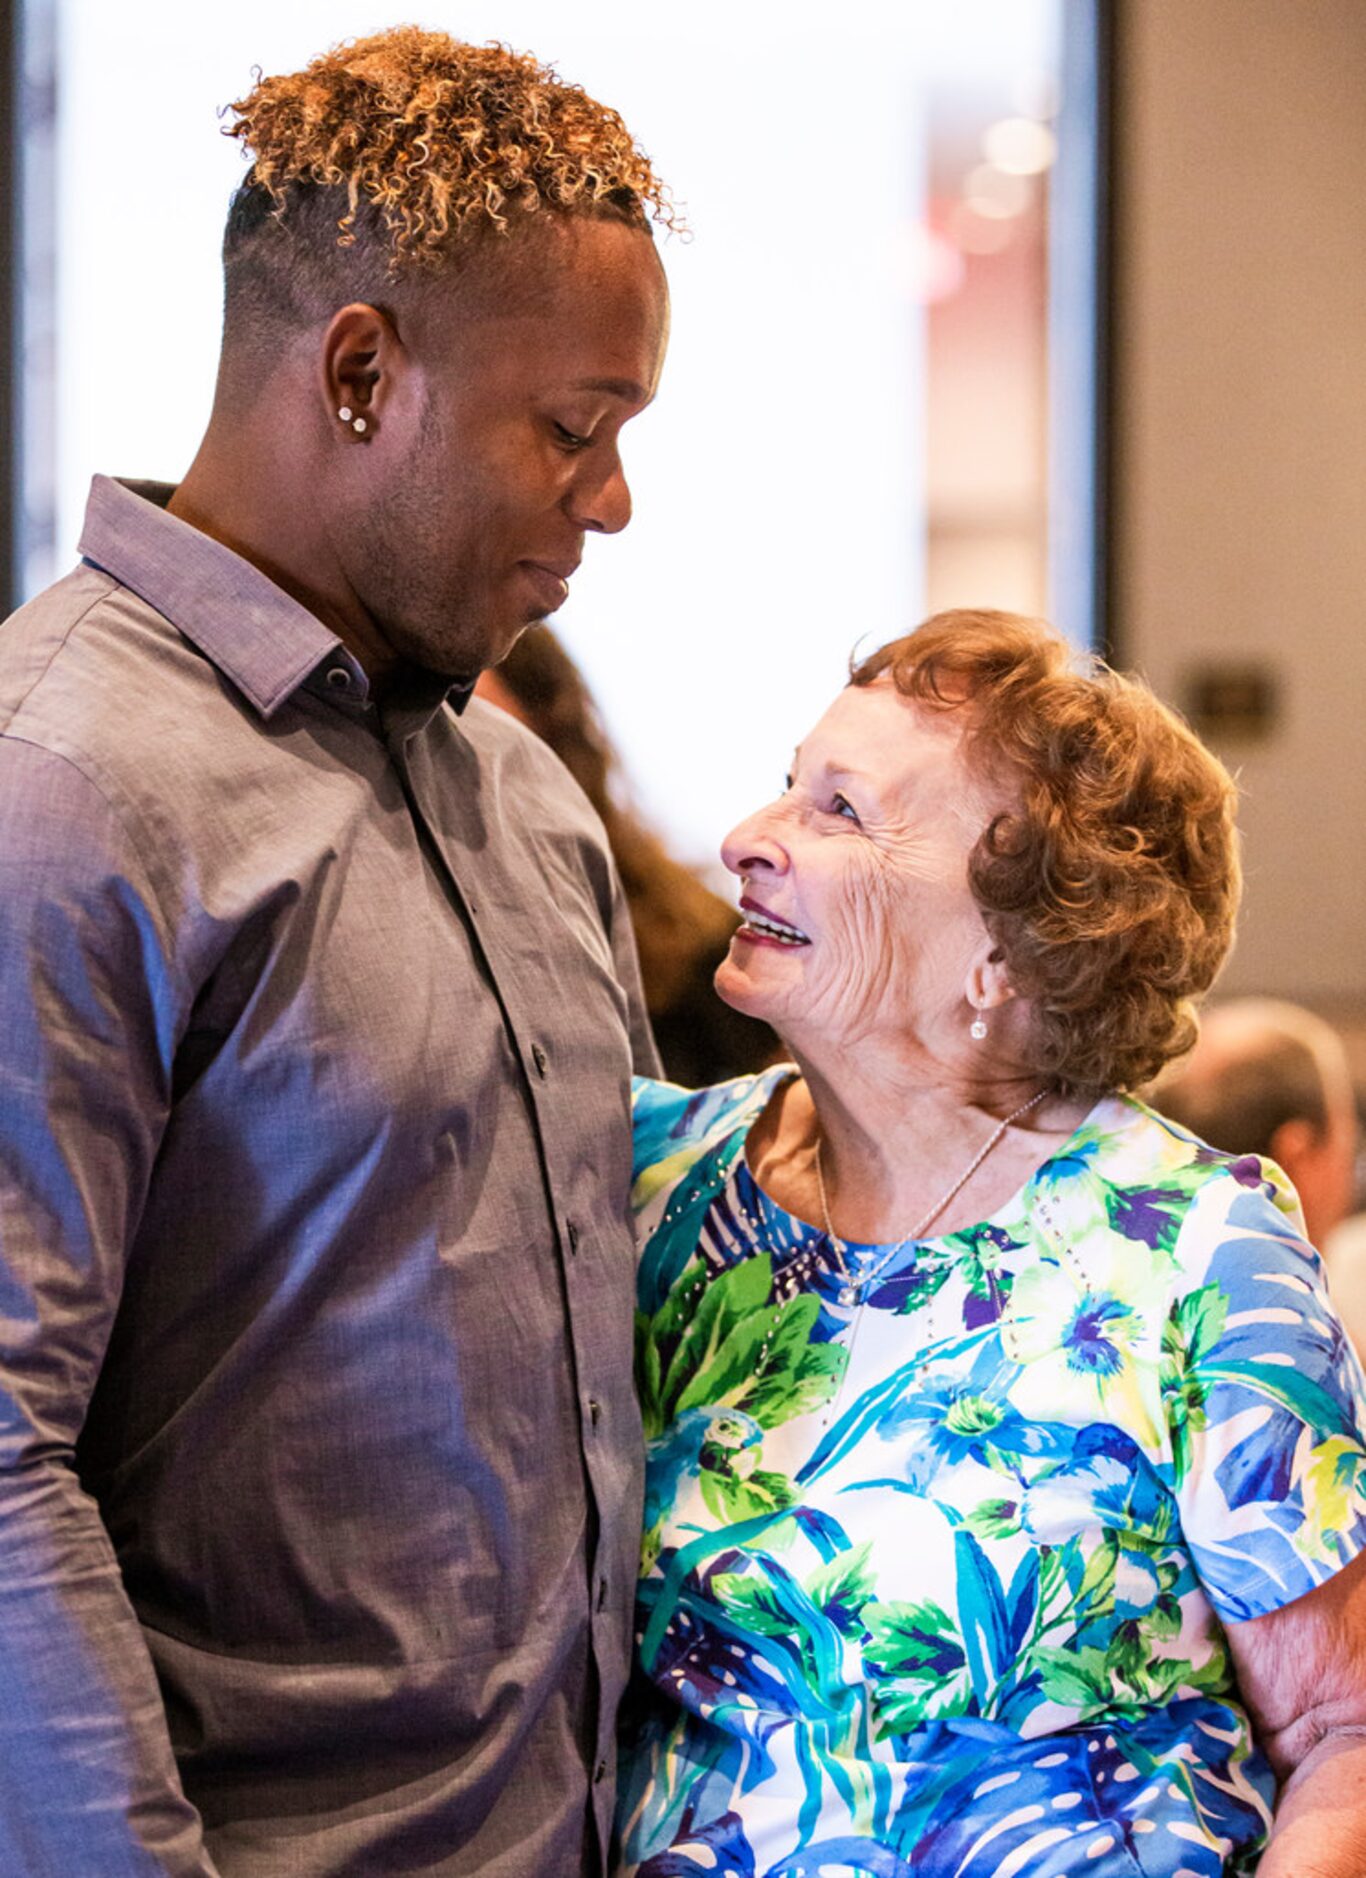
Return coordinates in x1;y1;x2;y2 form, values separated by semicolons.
1225;1546;1366;1876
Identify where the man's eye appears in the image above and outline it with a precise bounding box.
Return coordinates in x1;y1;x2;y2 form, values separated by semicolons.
831;793;860;823
553;421;590;451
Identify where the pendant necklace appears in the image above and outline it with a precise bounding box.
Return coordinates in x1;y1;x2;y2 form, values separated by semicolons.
815;1088;1049;1314
811;1089;1047;1429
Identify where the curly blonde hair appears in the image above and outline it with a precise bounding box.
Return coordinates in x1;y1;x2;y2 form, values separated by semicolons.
219;26;676;343
851;611;1242;1097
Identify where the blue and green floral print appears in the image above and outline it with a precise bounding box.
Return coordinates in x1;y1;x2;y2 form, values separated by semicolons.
615;1069;1366;1878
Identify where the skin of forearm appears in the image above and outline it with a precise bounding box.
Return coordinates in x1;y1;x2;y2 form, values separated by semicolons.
1256;1732;1366;1877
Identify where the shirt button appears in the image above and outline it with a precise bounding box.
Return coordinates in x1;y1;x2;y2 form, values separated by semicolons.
588;1398;601;1428
531;1043;548;1078
325;665;351;690
566;1220;580;1255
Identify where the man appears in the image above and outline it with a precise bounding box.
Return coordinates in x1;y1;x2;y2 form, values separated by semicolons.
1155;998;1366;1347
0;28;671;1875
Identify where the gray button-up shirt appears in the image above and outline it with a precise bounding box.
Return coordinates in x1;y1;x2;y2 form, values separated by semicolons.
0;477;658;1876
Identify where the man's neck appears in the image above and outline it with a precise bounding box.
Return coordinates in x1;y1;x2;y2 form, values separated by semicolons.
169;431;400;688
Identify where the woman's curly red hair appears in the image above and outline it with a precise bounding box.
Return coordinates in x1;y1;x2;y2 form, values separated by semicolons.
852;611;1241;1097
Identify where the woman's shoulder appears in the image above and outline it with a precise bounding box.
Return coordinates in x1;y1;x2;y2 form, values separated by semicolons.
630;1067;796;1315
1019;1091;1316;1326
1041;1091;1307;1237
631;1066;795;1188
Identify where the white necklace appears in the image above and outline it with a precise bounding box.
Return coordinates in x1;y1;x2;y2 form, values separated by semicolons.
814;1089;1048;1310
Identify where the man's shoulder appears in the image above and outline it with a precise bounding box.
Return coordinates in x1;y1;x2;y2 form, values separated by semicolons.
0;563;225;767
0;564;122;719
0;565;333;924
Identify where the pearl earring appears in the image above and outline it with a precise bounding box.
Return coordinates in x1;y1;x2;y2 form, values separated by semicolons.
337;407;368;434
970;1009;988;1041
337;406;352;423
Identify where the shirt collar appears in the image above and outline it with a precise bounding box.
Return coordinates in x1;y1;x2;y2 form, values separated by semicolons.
77;476;473;723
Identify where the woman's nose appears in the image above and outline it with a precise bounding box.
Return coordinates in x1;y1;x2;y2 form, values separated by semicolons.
721;807;789;879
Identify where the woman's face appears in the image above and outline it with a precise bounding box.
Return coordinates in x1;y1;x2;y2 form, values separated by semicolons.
716;679;1008;1058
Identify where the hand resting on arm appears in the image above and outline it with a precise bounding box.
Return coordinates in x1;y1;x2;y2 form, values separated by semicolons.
1227;1545;1366;1877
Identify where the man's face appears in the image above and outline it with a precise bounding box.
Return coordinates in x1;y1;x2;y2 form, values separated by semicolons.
343;216;669;679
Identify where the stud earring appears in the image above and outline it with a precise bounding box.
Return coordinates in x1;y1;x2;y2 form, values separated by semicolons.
337;406;353;423
337;407;368;434
970;1008;988;1042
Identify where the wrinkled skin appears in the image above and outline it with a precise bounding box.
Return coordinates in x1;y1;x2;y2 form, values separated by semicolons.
716;679;1012;1067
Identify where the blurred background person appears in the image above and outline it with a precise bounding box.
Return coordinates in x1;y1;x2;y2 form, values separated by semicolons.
1155;998;1366;1350
478;627;778;1085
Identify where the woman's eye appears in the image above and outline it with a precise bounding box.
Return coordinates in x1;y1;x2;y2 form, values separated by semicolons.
553;421;590;451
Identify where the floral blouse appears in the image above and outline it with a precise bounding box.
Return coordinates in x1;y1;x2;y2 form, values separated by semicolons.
614;1070;1366;1878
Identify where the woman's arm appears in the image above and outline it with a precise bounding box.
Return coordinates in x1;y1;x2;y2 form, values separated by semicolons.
1225;1547;1366;1877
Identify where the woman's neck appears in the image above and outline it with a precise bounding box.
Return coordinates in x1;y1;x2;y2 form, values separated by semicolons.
749;1047;1095;1245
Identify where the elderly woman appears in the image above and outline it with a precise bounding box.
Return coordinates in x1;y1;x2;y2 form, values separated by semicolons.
613;612;1366;1878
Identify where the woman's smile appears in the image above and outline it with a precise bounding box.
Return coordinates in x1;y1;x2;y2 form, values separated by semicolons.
715;680;997;1055
734;898;811;948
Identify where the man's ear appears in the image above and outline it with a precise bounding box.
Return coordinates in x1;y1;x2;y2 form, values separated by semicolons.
318;303;408;441
1268;1116;1316;1183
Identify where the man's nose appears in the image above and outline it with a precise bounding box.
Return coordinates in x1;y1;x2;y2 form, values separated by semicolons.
568;452;632;535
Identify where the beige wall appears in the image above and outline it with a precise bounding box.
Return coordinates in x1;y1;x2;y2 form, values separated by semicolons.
1112;0;1366;1009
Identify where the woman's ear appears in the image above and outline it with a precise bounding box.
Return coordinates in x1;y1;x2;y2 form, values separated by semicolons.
965;943;1016;1016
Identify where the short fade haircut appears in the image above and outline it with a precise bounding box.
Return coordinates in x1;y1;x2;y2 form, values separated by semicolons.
852;610;1242;1097
1154;999;1353;1158
220;26;677;343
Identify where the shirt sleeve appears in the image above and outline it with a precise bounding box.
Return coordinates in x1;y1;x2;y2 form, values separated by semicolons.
0;737;217;1874
607;862;662;1079
1165;1159;1366;1624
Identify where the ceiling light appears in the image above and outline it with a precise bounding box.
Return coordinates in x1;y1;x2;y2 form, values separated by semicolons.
982;117;1058;176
